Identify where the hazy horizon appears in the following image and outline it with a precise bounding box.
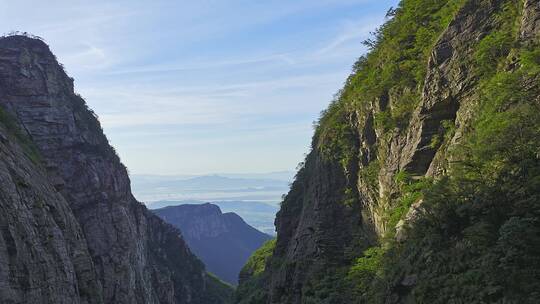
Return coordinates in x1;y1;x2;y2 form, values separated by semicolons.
130;170;295;180
130;173;291;204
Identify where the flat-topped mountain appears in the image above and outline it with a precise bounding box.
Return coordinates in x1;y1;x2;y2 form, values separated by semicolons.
154;203;272;285
149;200;279;235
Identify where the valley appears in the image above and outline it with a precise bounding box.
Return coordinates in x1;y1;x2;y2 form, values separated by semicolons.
0;0;539;303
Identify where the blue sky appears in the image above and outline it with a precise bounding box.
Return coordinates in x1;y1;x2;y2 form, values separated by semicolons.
0;0;398;175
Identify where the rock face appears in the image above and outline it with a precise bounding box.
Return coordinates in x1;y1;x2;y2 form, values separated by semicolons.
236;0;540;303
264;1;499;300
268;151;370;303
0;117;102;304
0;35;231;304
154;203;272;285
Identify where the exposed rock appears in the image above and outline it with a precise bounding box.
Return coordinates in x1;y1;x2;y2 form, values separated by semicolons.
401;0;497;178
400;274;417;287
0;122;102;304
267;150;371;303
521;0;540;43
395;199;423;242
0;35;231;304
236;1;540;303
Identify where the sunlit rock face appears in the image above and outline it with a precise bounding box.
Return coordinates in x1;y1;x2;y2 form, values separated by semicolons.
235;1;540;303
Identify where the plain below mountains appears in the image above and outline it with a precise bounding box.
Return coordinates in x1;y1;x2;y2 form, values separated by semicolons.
133;174;287;235
131;173;292;203
153;203;272;285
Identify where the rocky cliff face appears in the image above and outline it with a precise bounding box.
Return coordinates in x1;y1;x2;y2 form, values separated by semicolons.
0;113;102;304
0;35;231;304
154;203;271;285
237;0;540;303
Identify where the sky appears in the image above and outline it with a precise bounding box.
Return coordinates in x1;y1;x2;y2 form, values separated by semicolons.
0;0;399;175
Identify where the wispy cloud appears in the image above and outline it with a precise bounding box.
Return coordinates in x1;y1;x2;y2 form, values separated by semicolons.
106;53;297;75
312;19;380;57
0;0;399;174
82;71;345;129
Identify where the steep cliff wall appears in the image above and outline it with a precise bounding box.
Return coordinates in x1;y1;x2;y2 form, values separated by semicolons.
0;35;232;304
237;0;540;303
0;110;102;304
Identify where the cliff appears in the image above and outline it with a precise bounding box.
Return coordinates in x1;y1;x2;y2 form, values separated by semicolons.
154;203;272;285
237;0;540;303
0;35;232;304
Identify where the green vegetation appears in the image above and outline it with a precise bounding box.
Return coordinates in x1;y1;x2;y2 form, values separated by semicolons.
373;110;394;133
347;246;385;297
316;100;357;173
474;1;523;76
204;273;234;304
520;48;540;74
386;173;431;237
235;239;276;304
237;0;540;303
348;0;465;100
0;106;41;164
241;239;276;277
350;23;540;303
315;0;465;182
340;38;540;302
302;268;355;303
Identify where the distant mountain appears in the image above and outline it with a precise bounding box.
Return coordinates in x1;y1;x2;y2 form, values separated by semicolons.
149;200;279;235
165;175;287;189
153;203;272;285
217;171;294;182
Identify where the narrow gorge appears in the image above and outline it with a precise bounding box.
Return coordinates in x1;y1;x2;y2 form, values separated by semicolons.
0;0;539;303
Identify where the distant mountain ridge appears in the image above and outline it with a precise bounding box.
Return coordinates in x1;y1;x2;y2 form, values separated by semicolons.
153;203;272;285
133;171;294;182
149;200;279;235
136;175;287;189
131;174;290;203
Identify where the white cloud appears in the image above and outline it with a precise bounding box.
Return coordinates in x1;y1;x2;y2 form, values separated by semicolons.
106;53;297;75
313;19;379;57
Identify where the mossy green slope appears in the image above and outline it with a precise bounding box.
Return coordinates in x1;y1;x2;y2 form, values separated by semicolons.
235;239;276;304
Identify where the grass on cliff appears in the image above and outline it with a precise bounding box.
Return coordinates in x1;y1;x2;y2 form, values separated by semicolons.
0;106;42;164
205;273;235;304
315;0;466;167
241;239;276;277
344;0;540;300
348;29;540;304
256;0;469;303
237;0;540;303
364;95;540;303
235;239;276;304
